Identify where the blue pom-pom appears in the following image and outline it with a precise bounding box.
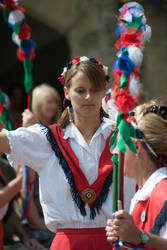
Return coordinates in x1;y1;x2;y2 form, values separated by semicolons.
117;55;135;75
21;39;36;53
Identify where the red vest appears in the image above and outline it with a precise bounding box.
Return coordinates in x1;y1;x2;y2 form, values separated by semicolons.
46;123;115;219
131;178;167;250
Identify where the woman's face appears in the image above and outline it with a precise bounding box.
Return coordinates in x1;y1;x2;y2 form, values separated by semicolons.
124;145;138;178
40;95;60;122
112;141;137;179
64;71;106;118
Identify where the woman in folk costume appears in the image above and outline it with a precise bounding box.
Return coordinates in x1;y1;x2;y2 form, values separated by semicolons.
0;164;22;250
0;56;135;250
106;100;167;250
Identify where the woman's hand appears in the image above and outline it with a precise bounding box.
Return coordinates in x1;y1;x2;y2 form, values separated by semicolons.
106;210;141;246
0;120;5;131
22;236;45;250
15;165;35;184
22;109;39;128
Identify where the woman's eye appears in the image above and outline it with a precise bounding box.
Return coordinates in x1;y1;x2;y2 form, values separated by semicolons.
76;89;85;94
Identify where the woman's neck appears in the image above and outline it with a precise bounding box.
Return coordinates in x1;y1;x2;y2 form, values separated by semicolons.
73;113;102;144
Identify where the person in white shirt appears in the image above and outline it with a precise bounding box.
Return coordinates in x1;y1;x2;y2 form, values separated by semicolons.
0;56;135;250
106;100;167;250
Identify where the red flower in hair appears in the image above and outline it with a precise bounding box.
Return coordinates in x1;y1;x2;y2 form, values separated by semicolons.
98;61;103;69
18;23;31;40
0;103;3;114
115;89;134;114
58;76;65;84
72;56;80;64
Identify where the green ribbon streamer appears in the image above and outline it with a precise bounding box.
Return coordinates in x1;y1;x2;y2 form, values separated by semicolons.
117;151;122;202
0;92;6;104
119;73;128;89
13;23;21;34
0;109;13;131
110;113;137;154
23;57;34;93
2;9;10;22
129;16;143;30
112;156;118;212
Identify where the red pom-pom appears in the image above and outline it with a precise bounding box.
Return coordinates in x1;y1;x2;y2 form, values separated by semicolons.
6;0;17;9
16;47;26;62
115;89;134;114
29;49;36;60
18;23;31;40
0;103;3;114
6;0;25;12
58;76;65;84
120;31;143;47
72;56;80;64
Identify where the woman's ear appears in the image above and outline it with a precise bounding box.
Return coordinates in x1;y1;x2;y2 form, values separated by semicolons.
135;140;142;156
64;87;71;100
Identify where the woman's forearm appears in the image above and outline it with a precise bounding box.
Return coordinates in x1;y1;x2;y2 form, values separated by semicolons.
144;232;167;250
0;132;11;154
0;175;22;207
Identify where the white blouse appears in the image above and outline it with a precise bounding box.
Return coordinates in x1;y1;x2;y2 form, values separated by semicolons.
4;119;136;233
130;167;167;238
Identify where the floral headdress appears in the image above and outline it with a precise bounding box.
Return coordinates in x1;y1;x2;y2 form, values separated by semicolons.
58;56;110;84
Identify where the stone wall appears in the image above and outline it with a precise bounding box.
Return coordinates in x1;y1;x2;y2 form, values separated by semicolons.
0;0;167;99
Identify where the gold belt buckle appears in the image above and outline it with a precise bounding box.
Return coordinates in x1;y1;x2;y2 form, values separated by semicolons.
81;188;96;204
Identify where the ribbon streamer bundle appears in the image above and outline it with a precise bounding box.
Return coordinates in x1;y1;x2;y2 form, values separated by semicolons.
109;2;151;249
0;0;36;220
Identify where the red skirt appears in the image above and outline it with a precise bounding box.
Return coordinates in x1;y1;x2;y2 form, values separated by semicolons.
50;228;112;250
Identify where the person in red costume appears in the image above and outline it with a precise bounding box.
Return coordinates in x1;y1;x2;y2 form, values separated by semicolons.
106;100;167;250
0;56;135;250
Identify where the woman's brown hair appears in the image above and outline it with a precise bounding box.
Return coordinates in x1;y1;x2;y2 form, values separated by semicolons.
58;61;108;128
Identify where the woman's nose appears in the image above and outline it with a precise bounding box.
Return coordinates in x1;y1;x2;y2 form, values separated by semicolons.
85;92;91;99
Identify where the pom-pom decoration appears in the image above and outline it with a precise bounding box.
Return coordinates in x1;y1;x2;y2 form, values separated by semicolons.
108;3;151;249
0;0;36;221
0;0;36;95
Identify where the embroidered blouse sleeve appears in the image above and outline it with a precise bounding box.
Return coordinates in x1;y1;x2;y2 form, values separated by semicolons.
4;124;56;173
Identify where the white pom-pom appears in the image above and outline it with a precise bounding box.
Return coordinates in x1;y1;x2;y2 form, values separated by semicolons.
129;75;142;97
144;24;152;42
128;45;143;66
8;10;25;25
12;32;20;46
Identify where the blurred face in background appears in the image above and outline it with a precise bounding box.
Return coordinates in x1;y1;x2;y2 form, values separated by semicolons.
39;94;61;123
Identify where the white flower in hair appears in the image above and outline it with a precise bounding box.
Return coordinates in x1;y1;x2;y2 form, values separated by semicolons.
127;45;143;66
103;65;108;75
62;67;68;76
79;56;89;62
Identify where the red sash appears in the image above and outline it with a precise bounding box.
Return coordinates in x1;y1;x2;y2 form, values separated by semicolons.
131;178;167;250
49;124;113;207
